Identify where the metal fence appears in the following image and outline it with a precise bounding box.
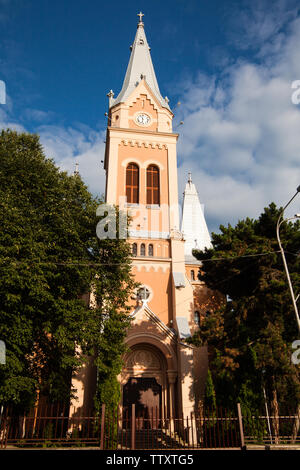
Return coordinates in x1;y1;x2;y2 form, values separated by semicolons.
0;403;299;449
242;409;300;446
101;404;241;449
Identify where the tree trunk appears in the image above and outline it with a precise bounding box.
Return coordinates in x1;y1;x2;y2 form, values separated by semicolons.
291;404;300;444
270;386;280;444
197;400;204;445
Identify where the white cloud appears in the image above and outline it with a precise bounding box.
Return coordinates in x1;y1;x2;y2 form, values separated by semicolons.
38;124;106;197
23;108;55;123
228;0;299;51
1;0;300;235
0;103;106;197
177;7;300;232
0;101;26;132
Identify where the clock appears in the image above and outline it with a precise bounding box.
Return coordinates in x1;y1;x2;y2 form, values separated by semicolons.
136;113;151;126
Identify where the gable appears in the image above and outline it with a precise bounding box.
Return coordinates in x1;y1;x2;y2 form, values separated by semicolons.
129;304;177;343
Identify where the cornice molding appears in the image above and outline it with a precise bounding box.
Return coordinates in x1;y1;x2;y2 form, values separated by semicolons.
120;139;168;150
107;126;179;139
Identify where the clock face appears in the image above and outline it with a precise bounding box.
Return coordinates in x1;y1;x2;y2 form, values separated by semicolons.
136;113;151;126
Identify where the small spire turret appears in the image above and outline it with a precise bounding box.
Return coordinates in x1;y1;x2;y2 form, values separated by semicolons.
181;175;212;259
74;162;79;176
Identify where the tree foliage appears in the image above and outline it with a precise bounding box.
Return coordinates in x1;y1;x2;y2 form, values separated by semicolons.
204;368;217;410
190;203;300;412
0;130;135;413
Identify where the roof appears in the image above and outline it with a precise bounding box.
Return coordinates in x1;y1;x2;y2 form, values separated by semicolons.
172;272;186;288
181;173;212;261
110;17;170;111
176;317;191;340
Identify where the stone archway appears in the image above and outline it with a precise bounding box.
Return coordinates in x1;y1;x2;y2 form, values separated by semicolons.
121;345;167;427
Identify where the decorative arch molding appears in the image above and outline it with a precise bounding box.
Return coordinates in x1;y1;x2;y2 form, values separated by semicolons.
121;157;141;167
121;343;166;387
125;333;177;372
121;156;165;171
124;345;164;371
143;159;165;170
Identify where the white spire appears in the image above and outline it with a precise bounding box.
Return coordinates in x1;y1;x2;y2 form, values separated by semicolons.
110;13;170;110
74;162;79;176
181;173;212;262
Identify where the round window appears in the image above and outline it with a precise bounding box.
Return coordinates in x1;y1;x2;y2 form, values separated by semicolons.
137;286;151;301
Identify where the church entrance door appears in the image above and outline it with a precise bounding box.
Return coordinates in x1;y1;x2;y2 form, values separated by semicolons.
123;377;162;429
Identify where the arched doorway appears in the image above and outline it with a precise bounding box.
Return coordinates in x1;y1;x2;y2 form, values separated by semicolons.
121;346;166;429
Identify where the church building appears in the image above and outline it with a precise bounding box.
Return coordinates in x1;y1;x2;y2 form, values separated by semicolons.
72;13;213;421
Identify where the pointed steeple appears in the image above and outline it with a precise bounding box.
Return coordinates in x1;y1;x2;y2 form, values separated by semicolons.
110;13;170;110
73;162;79;176
181;173;212;262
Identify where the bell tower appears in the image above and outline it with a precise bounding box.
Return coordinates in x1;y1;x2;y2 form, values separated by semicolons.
104;13;180;238
103;13;196;421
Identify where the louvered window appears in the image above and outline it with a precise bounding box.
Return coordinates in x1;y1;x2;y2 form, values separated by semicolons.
126;163;139;204
146;165;160;205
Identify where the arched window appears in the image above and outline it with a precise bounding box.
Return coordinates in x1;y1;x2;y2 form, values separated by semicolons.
132;243;137;257
148;244;154;256
140;243;145;256
194;311;200;326
126;163;139;204
191;270;195;281
146;165;160;205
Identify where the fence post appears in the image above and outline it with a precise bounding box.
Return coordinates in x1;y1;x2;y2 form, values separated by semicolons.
131;404;135;450
100;404;105;450
237;403;245;449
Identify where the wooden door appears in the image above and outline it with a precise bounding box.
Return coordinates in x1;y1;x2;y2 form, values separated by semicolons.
123;377;161;429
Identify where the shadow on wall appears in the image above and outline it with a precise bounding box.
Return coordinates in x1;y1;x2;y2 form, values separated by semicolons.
70;357;97;418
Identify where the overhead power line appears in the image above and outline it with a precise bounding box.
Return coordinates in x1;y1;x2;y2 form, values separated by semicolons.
0;249;283;267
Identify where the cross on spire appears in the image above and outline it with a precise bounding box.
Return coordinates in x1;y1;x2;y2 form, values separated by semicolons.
137;11;144;24
188;172;192;184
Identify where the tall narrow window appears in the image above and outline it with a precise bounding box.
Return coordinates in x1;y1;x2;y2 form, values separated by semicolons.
191;270;195;281
126;163;139;204
146;165;160;205
194;311;200;326
148;244;154;256
132;243;137;257
140;243;146;256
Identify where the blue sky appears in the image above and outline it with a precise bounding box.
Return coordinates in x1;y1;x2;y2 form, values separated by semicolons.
1;0;300;232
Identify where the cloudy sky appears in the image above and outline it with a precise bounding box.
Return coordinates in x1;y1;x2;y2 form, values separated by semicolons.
0;0;300;232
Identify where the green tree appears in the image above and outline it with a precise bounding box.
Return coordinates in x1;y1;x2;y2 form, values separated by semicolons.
0;129;135;413
190;203;300;414
86;208;137;414
204;368;217;410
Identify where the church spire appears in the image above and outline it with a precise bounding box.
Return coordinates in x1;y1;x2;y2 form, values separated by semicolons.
181;174;212;261
110;13;170;110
